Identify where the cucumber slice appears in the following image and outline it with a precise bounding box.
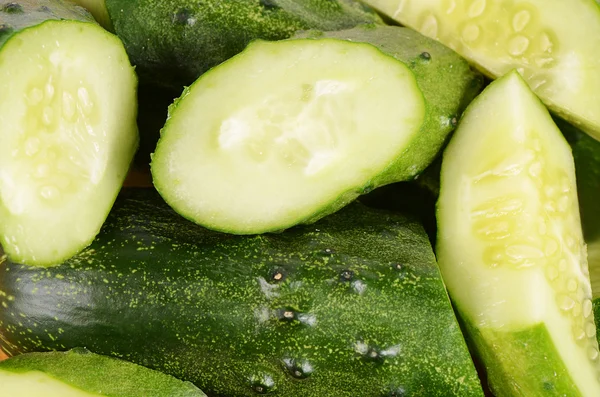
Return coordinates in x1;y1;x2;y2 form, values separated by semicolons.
437;71;600;396
0;348;206;396
0;3;138;266
363;0;600;142
151;28;482;234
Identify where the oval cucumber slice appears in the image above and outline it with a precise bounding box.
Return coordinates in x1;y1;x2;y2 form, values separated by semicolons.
0;9;138;266
437;71;600;396
363;0;600;142
152;38;426;234
151;28;482;234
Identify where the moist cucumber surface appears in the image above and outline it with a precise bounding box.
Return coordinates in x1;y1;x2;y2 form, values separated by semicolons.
0;0;138;266
437;70;600;396
0;188;484;397
81;0;382;88
363;0;600;142
0;348;206;396
151;26;482;234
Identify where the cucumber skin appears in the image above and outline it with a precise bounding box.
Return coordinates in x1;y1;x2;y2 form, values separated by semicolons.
0;349;206;397
103;0;382;89
0;0;94;46
0;189;483;397
297;25;483;188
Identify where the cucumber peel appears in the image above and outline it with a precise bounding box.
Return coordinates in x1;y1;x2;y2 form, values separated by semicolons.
0;348;206;396
437;70;600;396
363;0;600;142
0;1;138;266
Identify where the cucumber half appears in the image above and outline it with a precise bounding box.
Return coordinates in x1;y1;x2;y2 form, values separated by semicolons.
363;0;600;142
151;38;426;234
0;12;138;266
437;71;600;395
0;348;206;396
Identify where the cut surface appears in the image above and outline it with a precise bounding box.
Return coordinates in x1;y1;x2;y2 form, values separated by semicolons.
0;371;102;397
151;38;425;234
0;20;137;266
437;71;600;395
363;0;600;141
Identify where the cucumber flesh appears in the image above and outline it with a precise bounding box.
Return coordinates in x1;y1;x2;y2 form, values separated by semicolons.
0;371;102;397
363;0;600;141
0;20;138;266
151;38;425;234
437;71;600;396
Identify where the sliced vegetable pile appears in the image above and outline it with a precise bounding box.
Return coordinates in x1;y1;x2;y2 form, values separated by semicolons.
1;0;600;396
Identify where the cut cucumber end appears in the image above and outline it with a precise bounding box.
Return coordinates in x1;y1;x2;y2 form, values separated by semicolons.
151;38;425;234
0;370;100;397
437;70;600;395
364;0;600;142
0;20;138;266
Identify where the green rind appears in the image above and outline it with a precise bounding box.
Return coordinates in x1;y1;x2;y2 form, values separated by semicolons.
0;0;94;46
462;320;579;396
0;348;206;397
296;25;483;187
103;0;382;89
0;188;483;397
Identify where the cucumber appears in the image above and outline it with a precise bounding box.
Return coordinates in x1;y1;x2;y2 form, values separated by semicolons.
0;348;206;396
0;188;484;397
437;70;600;396
556;119;600;348
151;25;483;235
0;0;138;266
362;0;600;142
72;0;382;89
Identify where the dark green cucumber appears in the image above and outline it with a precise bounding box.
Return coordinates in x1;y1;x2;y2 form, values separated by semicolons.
437;71;600;396
0;189;484;397
73;0;381;89
151;25;483;235
0;0;138;266
0;348;206;396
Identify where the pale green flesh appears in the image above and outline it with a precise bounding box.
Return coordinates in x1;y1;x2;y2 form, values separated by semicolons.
0;20;138;266
363;0;600;141
70;0;112;30
437;71;600;395
151;38;425;234
0;370;102;397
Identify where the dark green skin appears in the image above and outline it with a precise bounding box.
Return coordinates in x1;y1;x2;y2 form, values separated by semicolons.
0;348;206;396
104;0;381;89
0;0;94;46
0;189;483;397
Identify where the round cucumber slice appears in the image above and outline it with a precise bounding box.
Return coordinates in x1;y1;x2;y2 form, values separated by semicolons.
0;18;138;266
151;38;426;234
363;0;600;142
437;71;600;396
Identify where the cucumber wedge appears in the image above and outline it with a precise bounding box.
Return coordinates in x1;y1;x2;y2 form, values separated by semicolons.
437;71;600;396
151;27;482;234
0;0;138;266
0;348;206;396
363;0;600;142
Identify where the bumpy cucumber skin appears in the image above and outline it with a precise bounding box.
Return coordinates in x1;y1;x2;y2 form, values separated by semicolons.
103;0;381;88
0;0;94;46
0;189;483;397
0;348;206;396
